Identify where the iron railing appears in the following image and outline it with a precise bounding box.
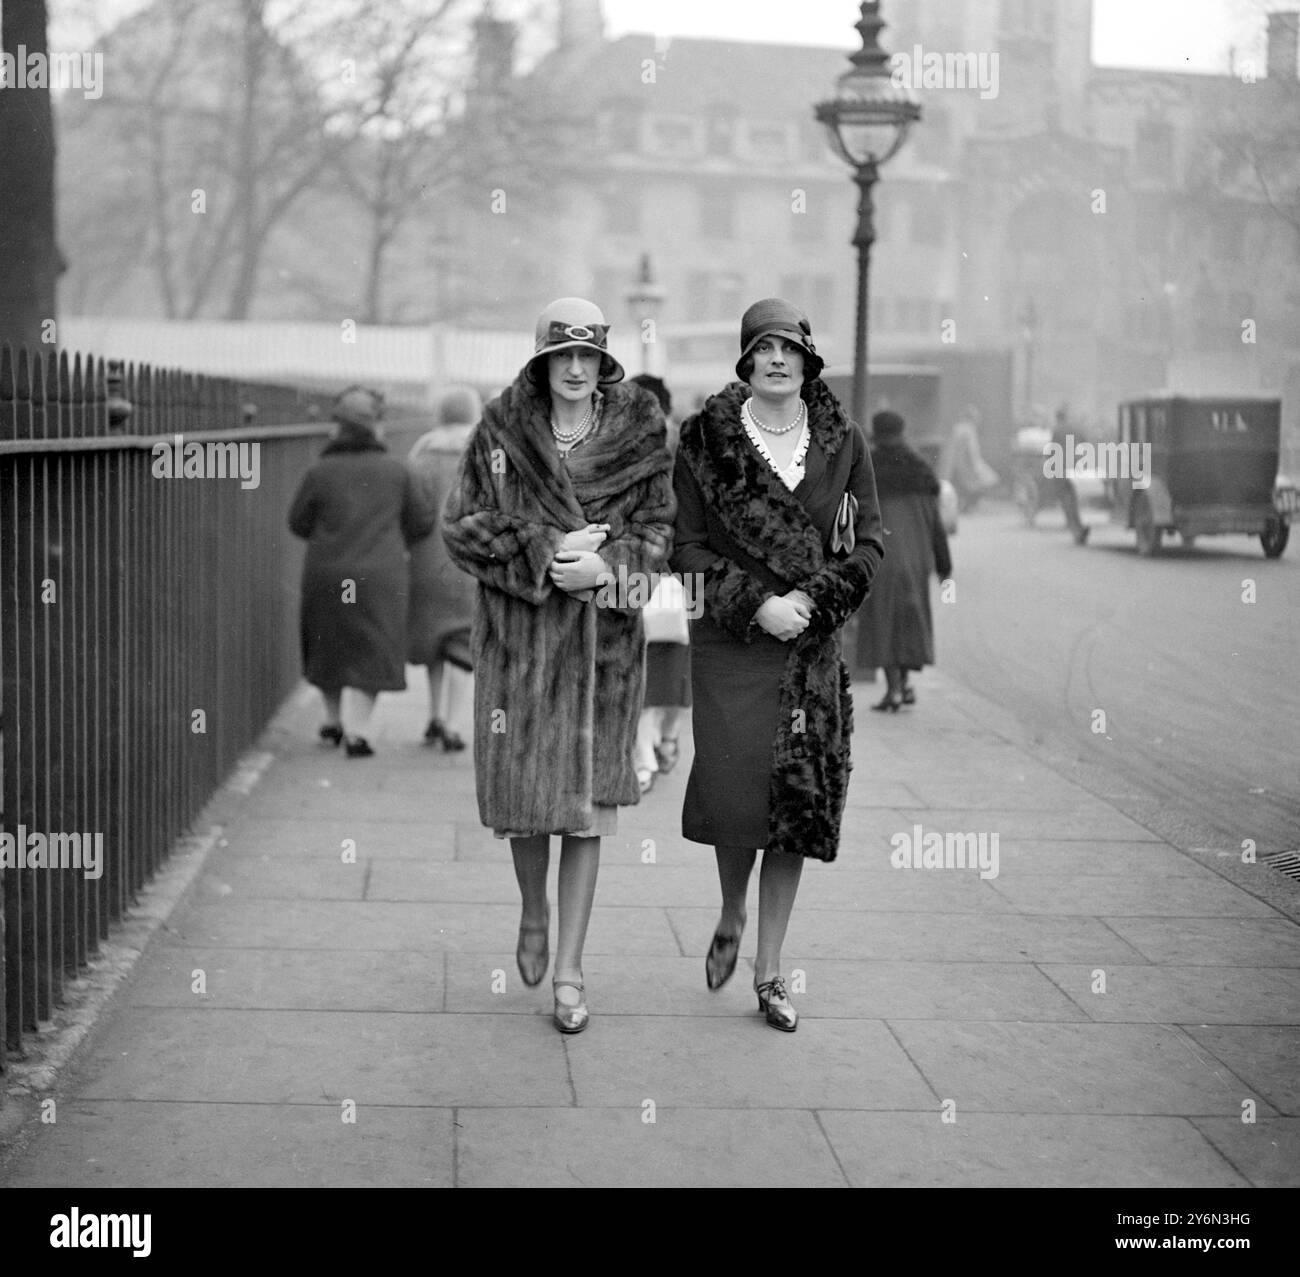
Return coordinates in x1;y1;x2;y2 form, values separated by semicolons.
0;345;341;1072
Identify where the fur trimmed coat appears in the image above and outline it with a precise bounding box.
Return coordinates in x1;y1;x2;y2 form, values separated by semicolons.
442;375;675;834
671;380;884;862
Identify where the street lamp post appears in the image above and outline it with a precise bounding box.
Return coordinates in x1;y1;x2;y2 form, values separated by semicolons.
623;252;667;376
814;2;920;431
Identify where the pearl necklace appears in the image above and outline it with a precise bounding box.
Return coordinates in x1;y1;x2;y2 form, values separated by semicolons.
744;396;806;436
551;398;597;450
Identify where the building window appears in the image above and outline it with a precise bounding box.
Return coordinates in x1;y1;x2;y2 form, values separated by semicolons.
911;201;946;245
699;189;735;239
606;100;641;152
706;105;735;157
1135;119;1174;180
747;122;789;160
651;116;697;154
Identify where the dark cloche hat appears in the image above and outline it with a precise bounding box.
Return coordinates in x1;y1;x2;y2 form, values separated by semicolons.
736;297;824;381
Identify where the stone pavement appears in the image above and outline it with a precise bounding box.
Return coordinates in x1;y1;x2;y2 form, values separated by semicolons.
2;666;1297;1188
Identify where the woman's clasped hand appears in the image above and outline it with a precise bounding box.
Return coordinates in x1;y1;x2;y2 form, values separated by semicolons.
754;589;816;641
549;523;613;593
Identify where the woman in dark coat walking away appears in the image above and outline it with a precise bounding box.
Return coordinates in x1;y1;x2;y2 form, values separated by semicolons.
857;410;953;712
288;386;437;756
672;298;884;1032
443;298;675;1034
408;386;481;750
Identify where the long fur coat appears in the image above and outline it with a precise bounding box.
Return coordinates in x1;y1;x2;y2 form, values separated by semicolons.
442;375;675;833
672;380;884;861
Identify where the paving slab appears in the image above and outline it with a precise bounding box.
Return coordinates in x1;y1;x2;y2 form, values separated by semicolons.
1039;964;1300;1025
69;1008;572;1108
214;818;459;862
888;1021;1279;1117
1190;1117;1300;1188
666;906;1152;964
456;1107;846;1188
1100;917;1300;966
1181;1026;1300;1115
126;948;446;1013
992;874;1278;917
162;899;681;955
818;1112;1249;1187
564;1016;936;1110
2;1102;454;1188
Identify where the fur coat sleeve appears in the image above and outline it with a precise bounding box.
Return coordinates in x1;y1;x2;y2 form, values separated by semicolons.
441;403;567;604
672;448;774;641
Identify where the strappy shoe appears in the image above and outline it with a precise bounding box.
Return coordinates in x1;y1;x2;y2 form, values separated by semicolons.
516;905;550;988
552;978;589;1034
755;976;798;1032
319;724;343;747
871;694;902;713
344;736;374;757
705;925;743;991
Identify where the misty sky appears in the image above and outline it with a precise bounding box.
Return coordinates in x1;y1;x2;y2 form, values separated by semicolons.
50;1;1266;74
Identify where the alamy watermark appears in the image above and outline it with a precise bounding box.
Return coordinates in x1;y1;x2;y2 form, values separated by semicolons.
151;434;261;489
0;826;103;880
594;567;703;619
1042;434;1151;489
0;46;103;100
891;46;999;99
890;823;1000;880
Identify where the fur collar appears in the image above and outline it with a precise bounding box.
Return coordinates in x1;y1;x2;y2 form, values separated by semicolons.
870;442;940;497
483;374;669;526
677;378;851;582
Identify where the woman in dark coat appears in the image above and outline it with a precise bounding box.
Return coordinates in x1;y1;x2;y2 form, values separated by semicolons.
857;410;953;712
672;298;884;1032
407;386;481;749
443;298;675;1034
289;385;438;756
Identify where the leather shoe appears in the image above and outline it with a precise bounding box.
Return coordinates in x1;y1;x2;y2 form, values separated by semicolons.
552;979;589;1034
755;976;798;1032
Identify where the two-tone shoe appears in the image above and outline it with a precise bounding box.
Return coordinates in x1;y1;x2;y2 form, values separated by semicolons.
552;978;589;1034
755;976;798;1032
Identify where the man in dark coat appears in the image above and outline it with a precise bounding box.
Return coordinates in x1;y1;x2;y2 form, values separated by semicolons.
288;385;437;755
857;410;952;710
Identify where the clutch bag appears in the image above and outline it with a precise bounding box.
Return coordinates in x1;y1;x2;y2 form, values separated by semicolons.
830;491;858;556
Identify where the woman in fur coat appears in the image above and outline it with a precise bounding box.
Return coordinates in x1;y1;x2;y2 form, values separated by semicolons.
671;299;884;1032
443;298;674;1034
856;410;953;710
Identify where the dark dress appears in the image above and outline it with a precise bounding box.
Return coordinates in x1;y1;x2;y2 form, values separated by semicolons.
672;383;884;852
407;434;475;670
288;437;437;692
856;443;952;671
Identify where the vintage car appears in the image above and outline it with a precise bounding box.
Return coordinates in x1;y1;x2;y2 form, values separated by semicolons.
1112;395;1294;557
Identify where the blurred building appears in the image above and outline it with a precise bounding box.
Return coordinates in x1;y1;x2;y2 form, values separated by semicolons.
456;0;1300;468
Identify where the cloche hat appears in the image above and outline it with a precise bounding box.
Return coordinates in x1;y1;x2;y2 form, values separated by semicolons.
736;297;824;381
526;297;625;385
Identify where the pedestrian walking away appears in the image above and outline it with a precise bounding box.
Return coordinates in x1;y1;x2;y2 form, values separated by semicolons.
442;297;675;1034
288;385;438;757
1051;405;1091;544
856;409;953;712
671;297;884;1032
628;373;691;795
407;385;482;750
